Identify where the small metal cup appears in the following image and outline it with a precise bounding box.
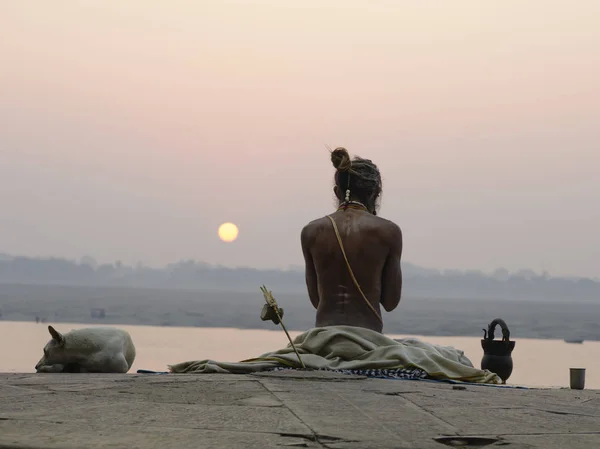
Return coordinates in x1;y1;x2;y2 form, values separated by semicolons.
570;368;586;390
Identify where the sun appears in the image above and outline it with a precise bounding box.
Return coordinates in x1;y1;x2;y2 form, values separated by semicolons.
218;222;239;243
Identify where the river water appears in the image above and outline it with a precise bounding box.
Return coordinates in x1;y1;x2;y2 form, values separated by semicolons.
2;321;598;389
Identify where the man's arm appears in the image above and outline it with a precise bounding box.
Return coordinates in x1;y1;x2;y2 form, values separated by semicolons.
300;225;320;309
380;224;403;312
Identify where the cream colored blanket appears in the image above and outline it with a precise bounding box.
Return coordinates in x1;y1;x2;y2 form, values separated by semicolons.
169;325;501;384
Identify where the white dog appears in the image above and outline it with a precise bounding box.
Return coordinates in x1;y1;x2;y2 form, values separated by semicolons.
35;325;136;373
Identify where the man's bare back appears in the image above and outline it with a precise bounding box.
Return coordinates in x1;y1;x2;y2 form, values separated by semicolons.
301;195;403;333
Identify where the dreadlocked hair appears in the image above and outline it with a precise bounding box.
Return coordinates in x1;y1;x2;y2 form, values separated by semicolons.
330;147;382;214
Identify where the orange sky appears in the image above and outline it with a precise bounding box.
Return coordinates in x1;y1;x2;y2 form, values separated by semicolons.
0;1;599;277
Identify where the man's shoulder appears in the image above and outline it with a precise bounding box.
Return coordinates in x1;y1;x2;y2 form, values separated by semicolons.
303;216;330;228
302;214;400;234
370;216;402;246
370;215;401;234
382;217;402;233
301;216;330;238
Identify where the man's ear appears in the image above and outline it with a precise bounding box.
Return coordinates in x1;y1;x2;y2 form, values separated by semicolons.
48;325;65;345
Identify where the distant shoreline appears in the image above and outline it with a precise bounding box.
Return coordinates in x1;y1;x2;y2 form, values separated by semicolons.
1;254;599;303
1;283;598;341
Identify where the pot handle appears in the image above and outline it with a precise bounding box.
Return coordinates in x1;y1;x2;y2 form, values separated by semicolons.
484;318;511;342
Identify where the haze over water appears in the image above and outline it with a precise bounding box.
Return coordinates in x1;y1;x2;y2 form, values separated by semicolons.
2;322;598;390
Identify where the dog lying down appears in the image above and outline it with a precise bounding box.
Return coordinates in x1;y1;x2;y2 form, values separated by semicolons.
35;325;136;374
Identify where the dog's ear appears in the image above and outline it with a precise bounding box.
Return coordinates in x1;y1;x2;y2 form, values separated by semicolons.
48;326;65;346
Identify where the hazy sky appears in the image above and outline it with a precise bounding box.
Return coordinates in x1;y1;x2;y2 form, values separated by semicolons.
1;1;599;278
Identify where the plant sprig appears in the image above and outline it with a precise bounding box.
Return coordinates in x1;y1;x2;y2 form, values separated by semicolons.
260;285;305;368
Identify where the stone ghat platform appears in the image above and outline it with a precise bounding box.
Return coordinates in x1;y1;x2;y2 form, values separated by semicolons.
1;371;599;449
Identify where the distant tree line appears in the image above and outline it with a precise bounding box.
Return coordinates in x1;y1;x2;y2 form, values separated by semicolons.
0;253;598;301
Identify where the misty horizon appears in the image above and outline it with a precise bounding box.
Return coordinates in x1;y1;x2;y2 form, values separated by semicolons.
1;252;599;306
0;250;596;281
1;1;599;279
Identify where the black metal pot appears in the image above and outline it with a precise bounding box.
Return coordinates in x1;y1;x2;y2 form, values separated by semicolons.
481;318;515;384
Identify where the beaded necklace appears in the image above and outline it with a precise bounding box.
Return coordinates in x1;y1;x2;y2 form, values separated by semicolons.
337;201;368;212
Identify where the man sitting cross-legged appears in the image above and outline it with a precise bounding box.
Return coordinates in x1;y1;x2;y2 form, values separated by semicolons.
300;147;403;333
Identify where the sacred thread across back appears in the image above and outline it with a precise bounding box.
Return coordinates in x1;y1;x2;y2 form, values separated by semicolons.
326;215;383;325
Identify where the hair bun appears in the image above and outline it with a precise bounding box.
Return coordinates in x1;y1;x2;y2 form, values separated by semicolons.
331;147;352;172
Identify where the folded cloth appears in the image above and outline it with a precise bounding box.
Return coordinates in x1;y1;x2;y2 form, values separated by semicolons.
169;325;501;384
